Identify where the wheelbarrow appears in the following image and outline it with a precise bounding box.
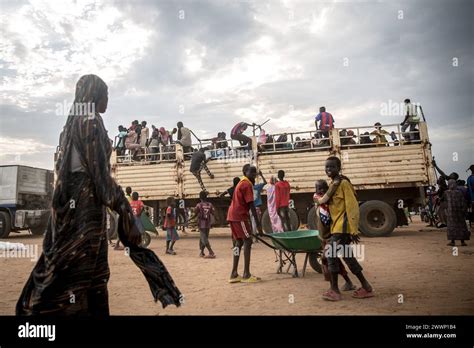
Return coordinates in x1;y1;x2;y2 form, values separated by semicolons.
255;230;323;278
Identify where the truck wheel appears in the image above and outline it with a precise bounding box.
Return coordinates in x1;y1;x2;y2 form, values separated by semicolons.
308;252;322;273
307;206;317;230
262;209;300;233
359;200;397;237
0;211;11;238
30;212;50;236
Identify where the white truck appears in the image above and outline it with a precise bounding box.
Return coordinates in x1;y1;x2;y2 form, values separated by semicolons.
0;165;54;238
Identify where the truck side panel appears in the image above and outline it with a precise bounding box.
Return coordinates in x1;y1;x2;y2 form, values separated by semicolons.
182;159;249;198
17;166;49;195
257;151;331;192
0;166;19;205
341;145;430;188
114;163;178;200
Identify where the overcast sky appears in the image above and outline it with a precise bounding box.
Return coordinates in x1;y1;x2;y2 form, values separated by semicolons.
1;0;472;178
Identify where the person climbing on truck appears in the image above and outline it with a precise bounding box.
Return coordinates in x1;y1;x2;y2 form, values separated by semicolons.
190;147;215;192
230;121;253;150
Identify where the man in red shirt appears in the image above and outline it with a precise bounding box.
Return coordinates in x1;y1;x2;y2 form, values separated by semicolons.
227;164;262;283
275;170;291;231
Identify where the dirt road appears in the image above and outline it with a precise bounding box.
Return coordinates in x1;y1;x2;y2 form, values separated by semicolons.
1;221;472;315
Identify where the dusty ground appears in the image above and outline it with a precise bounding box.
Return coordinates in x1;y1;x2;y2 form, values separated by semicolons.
1;220;473;315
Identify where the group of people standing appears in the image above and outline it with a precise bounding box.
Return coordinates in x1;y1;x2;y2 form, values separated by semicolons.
225;159;374;302
429;161;472;246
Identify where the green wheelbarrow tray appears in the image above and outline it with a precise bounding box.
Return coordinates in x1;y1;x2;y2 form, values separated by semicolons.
265;230;321;252
141;212;158;235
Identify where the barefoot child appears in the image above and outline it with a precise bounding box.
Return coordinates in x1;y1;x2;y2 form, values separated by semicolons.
228;164;263;283
322;156;374;301
314;179;356;292
195;191;216;258
164;196;179;255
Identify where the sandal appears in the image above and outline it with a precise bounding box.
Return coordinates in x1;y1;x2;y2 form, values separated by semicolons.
228;275;242;284
352;287;375;299
240;275;261;283
322;289;342;301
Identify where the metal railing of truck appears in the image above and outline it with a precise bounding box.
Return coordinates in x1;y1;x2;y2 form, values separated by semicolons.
113;122;423;165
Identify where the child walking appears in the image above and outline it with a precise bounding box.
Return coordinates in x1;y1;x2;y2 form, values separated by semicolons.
195;191;216;258
321;156;374;301
164;196;180;255
314;179;356;292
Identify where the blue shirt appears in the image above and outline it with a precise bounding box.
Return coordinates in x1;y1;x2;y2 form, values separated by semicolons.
253;183;265;207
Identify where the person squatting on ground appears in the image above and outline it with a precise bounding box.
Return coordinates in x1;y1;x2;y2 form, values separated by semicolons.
321;156;374;301
16;74;181;316
227;164;263;283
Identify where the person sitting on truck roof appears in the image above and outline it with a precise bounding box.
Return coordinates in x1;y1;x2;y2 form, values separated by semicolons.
315;106;335;139
359;131;375;147
231;121;253;150
220;177;240;199
370;122;390;147
275;170;291;231
400;98;420;143
190;147;215;192
322;156;374;301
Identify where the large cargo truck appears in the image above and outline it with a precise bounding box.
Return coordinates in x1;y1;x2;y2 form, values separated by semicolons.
111;122;436;237
0;165;54;238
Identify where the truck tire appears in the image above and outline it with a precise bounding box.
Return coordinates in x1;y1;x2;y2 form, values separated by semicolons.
0;211;11;238
307;206;317;230
262;209;300;234
359;200;397;237
30;212;50;236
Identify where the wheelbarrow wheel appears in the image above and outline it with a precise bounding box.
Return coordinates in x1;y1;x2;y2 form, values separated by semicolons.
140;232;151;248
308;252;322;273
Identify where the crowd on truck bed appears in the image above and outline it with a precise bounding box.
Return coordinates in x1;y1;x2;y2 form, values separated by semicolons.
114;99;422;162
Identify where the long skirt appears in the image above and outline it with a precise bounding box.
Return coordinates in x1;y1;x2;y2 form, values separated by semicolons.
17;173;110;316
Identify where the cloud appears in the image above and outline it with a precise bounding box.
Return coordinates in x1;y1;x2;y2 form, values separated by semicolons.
0;0;472;177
